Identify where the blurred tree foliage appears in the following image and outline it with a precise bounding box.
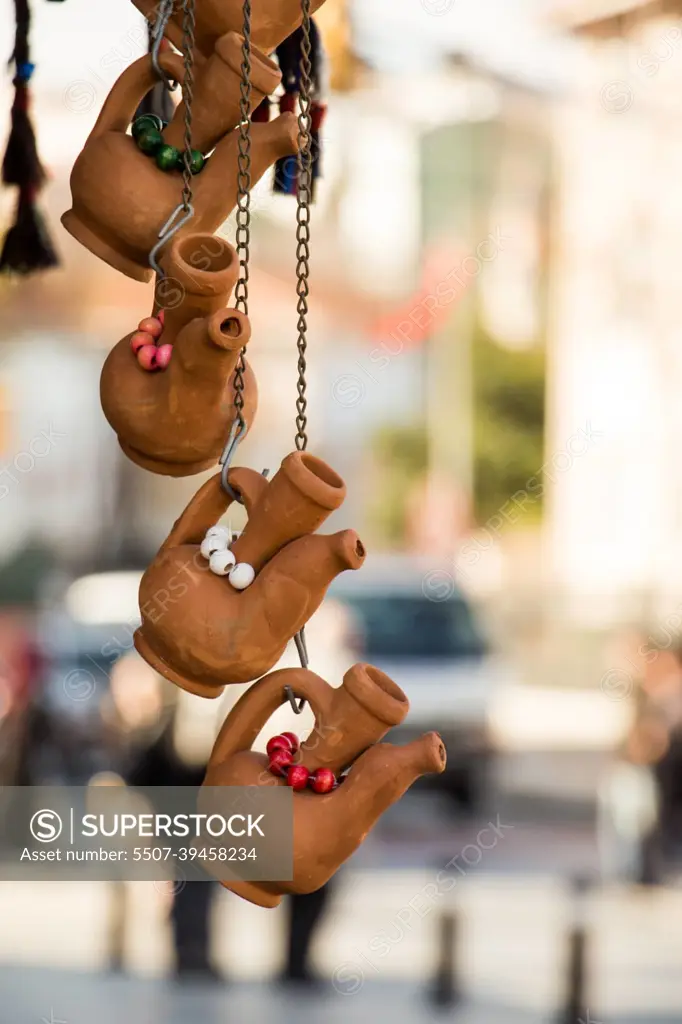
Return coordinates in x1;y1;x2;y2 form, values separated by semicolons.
370;424;428;547
369;324;545;545
472;327;545;525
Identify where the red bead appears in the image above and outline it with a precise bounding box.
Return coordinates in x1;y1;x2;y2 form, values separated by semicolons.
136;345;159;371
138;316;163;340
155;343;173;369
280;731;300;754
309;768;336;794
130;331;154;355
266;734;293;757
286;764;310;791
269;748;294;777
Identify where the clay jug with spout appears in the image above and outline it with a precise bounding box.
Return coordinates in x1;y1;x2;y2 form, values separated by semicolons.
202;665;447;907
62;42;295;282
134;455;364;696
100;232;257;476
133;0;329;60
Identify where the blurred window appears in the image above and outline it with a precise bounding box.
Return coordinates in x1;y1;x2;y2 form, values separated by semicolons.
341;595;487;660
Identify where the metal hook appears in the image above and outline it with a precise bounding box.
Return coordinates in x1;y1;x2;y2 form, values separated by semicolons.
295;627;309;668
219;419;247;501
149;202;195;278
286;628;309;714
151;0;178;92
285;684;307;716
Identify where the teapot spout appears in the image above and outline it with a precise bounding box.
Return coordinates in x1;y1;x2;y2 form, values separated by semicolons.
174;308;251;383
195;114;298;232
342;733;448;802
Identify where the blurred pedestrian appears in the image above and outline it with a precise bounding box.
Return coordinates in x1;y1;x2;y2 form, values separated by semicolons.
105;655;227;981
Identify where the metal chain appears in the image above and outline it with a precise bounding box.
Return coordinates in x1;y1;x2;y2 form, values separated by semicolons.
232;0;252;439
148;0;196;277
289;0;314;697
295;0;313;453
179;0;197;213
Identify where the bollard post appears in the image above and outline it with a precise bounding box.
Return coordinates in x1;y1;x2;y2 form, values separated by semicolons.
557;924;588;1024
429;911;461;1008
556;877;593;1024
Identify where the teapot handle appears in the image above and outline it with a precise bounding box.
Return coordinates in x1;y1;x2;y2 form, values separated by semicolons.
208;668;336;766
86;51;185;144
160;468;269;553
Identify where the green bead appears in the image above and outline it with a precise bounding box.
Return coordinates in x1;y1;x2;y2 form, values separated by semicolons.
137;128;164;155
155;144;182;172
174;149;206;174
191;150;207;174
131;114;163;139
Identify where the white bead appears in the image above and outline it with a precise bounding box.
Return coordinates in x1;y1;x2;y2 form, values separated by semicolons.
207;524;231;543
228;562;256;590
209;549;237;576
200;534;228;560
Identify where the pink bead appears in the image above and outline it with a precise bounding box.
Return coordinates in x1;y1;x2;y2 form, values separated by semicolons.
137;345;158;371
138;316;163;340
157;309;165;326
155;343;173;370
130;331;154;355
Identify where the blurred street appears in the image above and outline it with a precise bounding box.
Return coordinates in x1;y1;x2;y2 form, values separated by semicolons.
3;865;682;1023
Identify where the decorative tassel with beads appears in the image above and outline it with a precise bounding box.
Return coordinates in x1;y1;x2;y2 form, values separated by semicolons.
273;18;326;199
1;0;58;275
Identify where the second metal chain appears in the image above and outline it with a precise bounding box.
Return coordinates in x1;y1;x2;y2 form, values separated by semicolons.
232;0;252;439
294;0;313;453
289;0;314;698
148;0;196;276
179;0;197;214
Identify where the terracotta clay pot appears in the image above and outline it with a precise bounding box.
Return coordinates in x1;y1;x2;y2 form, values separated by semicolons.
100;232;257;476
133;0;328;59
62;47;295;282
229;451;346;571
134;461;364;697
202;665;447;907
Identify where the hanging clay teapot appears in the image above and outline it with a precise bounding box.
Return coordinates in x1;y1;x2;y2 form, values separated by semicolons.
201;664;446;907
134;453;363;696
100;232;257;476
133;0;328;60
62;43;295;282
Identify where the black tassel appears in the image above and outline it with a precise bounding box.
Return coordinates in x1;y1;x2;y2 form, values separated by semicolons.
3;76;45;187
135;80;176;125
1;0;59;275
0;187;59;275
273;20;326;199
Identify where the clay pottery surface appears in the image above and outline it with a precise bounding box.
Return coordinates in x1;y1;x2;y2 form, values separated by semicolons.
203;665;446;906
133;0;328;59
62;49;296;282
134;463;364;697
162;33;281;153
229;451;346;571
100;232;257;476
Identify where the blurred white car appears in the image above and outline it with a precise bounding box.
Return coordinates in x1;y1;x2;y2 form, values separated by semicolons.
327;555;511;809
